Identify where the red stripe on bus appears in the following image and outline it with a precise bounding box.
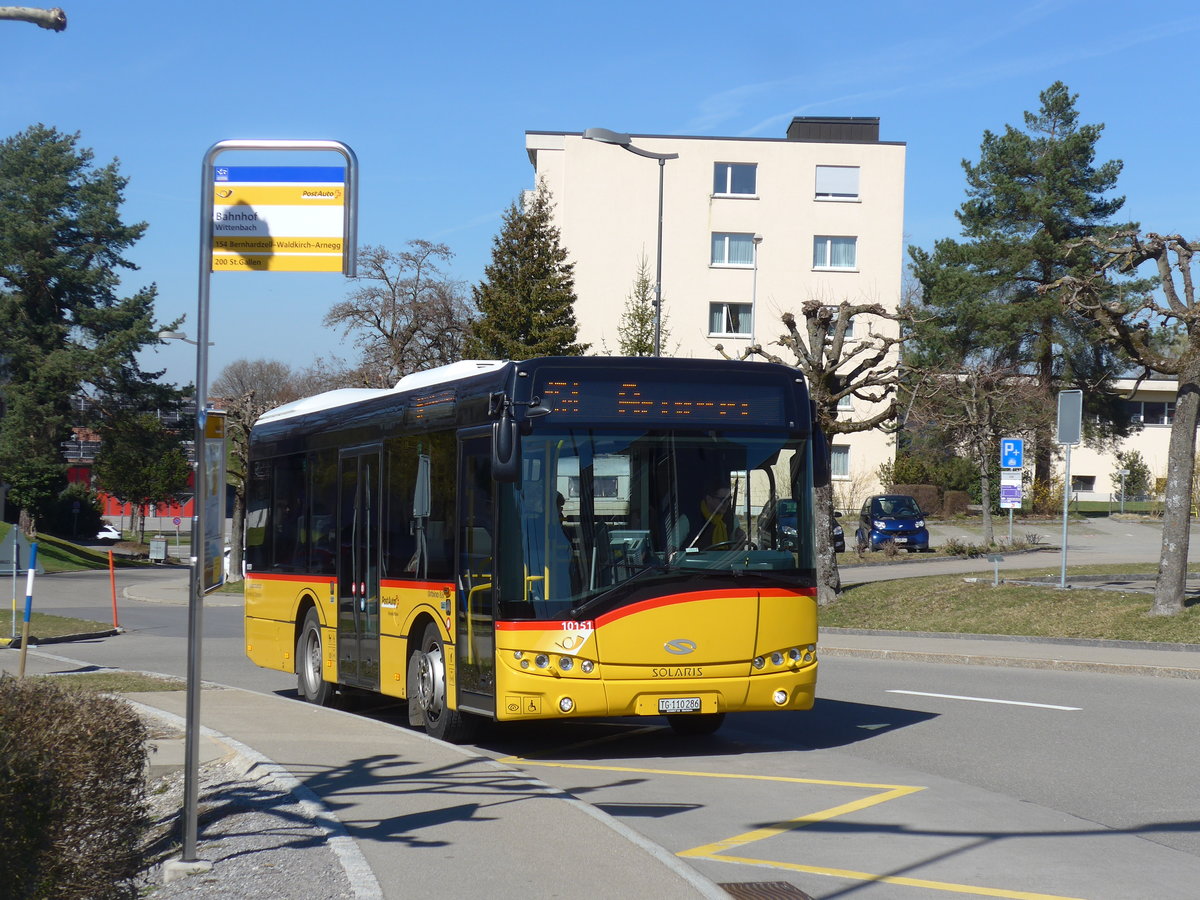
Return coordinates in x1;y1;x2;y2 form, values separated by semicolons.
247;573;336;584
493;586;817;631
380;579;454;592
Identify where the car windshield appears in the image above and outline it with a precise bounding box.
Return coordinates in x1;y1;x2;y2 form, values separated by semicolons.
496;427;815;620
873;497;921;517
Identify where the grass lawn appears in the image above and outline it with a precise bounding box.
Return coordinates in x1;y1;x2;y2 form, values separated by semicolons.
824;566;1200;644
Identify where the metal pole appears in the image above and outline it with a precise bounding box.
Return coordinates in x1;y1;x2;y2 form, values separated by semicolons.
1060;443;1072;589
653;157;665;358
182;138;359;864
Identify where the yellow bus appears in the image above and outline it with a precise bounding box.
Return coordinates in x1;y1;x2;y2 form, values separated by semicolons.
244;356;824;742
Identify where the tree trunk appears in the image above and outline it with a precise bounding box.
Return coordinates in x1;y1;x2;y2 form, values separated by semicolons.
978;450;994;548
813;478;841;606
227;486;246;583
1152;369;1200;615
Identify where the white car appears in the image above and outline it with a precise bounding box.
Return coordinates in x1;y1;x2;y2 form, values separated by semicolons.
96;523;122;543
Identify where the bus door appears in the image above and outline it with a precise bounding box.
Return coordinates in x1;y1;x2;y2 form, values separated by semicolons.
337;447;381;689
456;434;496;716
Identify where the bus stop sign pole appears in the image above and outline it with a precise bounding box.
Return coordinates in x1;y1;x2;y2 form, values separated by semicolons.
1057;390;1083;589
182;139;358;865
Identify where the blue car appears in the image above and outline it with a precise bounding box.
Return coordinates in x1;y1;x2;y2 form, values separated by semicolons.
855;494;929;552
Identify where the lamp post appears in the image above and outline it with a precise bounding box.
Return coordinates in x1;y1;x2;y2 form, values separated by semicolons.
750;234;763;345
583;128;678;357
159;330;214;346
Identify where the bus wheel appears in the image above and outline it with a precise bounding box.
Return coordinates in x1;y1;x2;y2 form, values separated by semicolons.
408;622;478;744
666;712;725;736
297;608;334;706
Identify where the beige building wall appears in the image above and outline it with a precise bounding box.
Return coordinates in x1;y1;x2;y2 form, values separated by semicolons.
525;121;907;510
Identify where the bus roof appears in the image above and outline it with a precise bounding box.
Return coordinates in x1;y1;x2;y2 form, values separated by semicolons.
255;360;509;426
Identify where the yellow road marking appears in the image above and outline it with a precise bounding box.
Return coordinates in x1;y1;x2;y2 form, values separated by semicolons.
501;754;1085;900
687;853;1086;900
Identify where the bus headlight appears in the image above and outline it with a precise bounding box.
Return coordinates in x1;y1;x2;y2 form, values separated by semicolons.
559;697;574;713
535;654;550;669
752;656;765;669
580;659;595;674
771;652;784;666
773;690;788;706
558;656;573;671
788;647;801;662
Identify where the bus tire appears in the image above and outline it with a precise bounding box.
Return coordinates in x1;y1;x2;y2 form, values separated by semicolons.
297;608;334;706
409;622;479;744
666;712;725;736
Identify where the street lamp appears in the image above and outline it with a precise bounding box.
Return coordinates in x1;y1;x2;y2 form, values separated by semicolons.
159;330;213;347
751;234;763;345
583;127;678;357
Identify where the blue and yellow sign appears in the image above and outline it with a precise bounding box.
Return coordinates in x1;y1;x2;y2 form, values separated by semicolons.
211;166;346;272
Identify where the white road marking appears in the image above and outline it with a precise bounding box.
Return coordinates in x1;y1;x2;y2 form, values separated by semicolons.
887;689;1081;710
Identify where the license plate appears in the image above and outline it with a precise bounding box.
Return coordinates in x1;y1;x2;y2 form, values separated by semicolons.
659;697;701;713
893;537;908;543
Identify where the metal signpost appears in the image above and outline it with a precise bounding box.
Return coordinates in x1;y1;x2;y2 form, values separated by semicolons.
181;140;358;866
999;437;1024;544
1057;390;1083;588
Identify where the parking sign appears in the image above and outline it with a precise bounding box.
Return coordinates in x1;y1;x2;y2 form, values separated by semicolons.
1000;437;1024;469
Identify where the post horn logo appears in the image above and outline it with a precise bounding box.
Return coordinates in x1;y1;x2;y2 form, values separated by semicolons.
664;639;697;655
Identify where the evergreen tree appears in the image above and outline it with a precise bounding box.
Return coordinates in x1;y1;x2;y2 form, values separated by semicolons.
909;83;1144;491
0;124;177;531
616;252;670;356
93;411;190;542
467;181;588;359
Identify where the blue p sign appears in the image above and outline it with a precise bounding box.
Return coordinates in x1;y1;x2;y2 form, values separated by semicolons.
1001;438;1023;469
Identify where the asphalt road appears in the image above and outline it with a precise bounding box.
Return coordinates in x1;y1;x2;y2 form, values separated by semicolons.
15;518;1200;900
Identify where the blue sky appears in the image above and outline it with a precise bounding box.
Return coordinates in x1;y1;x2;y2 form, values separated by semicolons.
6;0;1200;389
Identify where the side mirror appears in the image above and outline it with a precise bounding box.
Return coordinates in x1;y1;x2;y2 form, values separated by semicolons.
492;408;520;482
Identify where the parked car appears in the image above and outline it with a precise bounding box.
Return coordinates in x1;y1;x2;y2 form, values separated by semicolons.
855;494;929;552
758;500;845;552
96;523;122;543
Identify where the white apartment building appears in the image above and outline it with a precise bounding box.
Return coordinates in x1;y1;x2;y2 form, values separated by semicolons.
525;118;908;509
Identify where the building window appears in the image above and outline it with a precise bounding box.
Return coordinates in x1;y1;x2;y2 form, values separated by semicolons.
831;445;850;479
815;165;860;200
713;163;757;196
837;394;853;411
711;232;756;267
1071;475;1096;492
1124;399;1174;426
708;302;753;336
813;236;857;270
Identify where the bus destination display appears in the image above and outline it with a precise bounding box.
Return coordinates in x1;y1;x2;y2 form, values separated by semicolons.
536;376;788;425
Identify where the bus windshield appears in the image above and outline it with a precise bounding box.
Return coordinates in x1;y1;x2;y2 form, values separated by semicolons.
496;427;815;621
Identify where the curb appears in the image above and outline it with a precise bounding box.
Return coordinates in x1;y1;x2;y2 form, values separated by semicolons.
818;644;1200;679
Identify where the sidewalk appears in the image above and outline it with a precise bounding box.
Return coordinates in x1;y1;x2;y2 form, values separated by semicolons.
5;648;727;900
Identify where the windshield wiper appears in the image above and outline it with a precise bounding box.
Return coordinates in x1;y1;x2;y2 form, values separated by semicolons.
568;560;671;620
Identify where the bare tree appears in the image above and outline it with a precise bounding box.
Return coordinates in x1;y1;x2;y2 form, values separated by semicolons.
324;241;472;387
1052;231;1200;615
0;5;65;29
211;359;303;582
719;299;911;605
911;365;1037;546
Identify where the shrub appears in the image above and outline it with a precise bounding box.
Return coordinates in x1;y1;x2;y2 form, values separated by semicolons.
0;676;149;899
890;484;941;516
942;490;970;517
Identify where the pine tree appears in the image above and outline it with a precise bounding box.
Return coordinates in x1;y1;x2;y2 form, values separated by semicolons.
909;83;1144;491
0;124;177;531
466;181;588;360
616;252;670;356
